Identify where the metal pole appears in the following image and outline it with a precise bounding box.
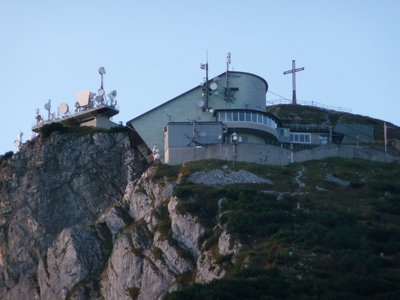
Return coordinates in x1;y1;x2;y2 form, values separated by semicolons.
384;122;387;153
292;60;297;104
205;62;209;109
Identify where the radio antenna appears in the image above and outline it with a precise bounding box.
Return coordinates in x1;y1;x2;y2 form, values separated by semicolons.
200;50;209;110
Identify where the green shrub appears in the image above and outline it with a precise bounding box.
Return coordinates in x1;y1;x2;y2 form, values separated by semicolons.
39;122;67;138
127;287;140;299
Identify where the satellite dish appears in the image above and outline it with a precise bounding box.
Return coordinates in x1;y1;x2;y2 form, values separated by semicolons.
44;102;51;111
209;108;214;113
95;95;103;103
14;140;21;148
58;103;69;115
98;67;106;75
76;90;90;106
197;100;205;108
108;90;117;99
98;88;105;96
210;82;218;91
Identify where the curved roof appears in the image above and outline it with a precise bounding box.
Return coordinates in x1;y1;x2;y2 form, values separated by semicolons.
127;71;269;124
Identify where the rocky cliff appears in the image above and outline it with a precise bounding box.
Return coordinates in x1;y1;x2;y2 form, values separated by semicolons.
0;130;147;299
1;129;400;299
0;130;252;299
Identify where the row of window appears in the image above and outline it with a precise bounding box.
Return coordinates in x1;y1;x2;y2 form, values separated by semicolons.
217;111;278;129
290;133;311;144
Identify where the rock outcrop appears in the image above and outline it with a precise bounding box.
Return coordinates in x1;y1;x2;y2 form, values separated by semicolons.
0;131;146;299
0;131;244;299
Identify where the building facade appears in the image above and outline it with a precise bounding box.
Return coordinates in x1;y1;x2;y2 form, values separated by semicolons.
127;71;383;165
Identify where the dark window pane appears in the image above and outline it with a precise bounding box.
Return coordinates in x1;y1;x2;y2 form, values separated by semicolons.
233;112;238;121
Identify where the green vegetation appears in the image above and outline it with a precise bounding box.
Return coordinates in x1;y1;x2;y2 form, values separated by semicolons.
152;163;180;181
167;157;400;299
267;104;331;123
39;122;129;139
267;104;400;145
127;287;140;299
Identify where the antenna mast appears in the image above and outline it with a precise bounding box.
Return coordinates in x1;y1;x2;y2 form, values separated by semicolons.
200;52;209;110
283;60;304;104
226;52;231;88
225;52;231;102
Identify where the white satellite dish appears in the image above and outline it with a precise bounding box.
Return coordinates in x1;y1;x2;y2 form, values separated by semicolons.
76;90;90;106
197;100;204;108
210;82;218;91
14;140;21;148
98;88;105;96
58;103;69;115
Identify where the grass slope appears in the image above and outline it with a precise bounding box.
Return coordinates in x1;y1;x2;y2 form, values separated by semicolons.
162;158;400;299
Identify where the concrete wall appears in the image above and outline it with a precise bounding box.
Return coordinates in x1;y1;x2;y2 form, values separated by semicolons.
166;143;399;166
335;123;374;144
165;122;223;148
81;116;118;129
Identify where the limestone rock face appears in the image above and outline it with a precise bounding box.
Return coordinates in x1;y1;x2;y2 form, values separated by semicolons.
0;132;243;299
37;225;110;300
0;132;146;299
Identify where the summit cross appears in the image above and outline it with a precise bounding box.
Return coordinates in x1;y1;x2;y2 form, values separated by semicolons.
283;60;304;104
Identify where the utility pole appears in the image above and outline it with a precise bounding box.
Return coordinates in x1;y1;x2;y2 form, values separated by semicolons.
283;60;304;104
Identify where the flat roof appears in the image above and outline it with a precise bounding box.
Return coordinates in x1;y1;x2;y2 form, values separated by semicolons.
32;105;119;132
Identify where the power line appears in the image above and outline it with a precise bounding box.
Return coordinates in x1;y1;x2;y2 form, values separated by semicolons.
267;90;290;100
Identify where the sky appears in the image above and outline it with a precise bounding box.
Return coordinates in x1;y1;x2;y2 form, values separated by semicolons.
1;0;399;154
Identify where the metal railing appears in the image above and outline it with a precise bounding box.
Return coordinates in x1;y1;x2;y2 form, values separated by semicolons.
267;98;352;113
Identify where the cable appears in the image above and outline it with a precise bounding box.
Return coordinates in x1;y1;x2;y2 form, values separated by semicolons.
267;90;290;100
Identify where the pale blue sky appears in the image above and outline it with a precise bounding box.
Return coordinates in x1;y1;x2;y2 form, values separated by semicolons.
1;0;399;154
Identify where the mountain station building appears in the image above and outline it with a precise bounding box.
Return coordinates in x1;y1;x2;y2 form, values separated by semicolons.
127;70;379;165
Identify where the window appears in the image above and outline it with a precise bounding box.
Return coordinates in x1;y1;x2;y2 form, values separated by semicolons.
320;136;328;144
218;110;278;130
232;112;238;121
290;133;311;144
252;113;257;122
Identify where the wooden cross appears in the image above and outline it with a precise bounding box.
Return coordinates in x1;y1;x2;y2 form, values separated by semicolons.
283;60;304;104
